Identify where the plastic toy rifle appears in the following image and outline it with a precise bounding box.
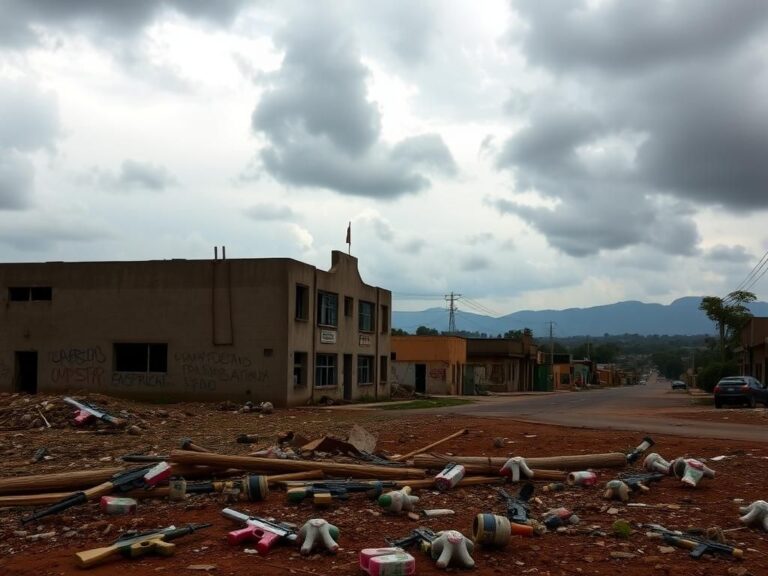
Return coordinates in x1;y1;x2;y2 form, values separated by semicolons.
21;465;153;524
386;527;438;552
63;397;125;427
75;523;210;568
618;471;665;492
496;482;534;523
287;480;392;505
221;507;298;554
644;524;744;559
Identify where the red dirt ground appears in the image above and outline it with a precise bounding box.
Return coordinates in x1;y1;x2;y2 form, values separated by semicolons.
1;397;767;576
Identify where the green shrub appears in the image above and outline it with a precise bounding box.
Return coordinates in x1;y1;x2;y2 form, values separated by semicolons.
697;361;738;392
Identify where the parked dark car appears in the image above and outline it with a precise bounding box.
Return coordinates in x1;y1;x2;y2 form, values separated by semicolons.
671;380;687;390
713;376;768;408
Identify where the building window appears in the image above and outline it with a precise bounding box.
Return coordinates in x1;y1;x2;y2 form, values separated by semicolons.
114;343;168;373
358;355;374;385
359;301;375;332
9;287;53;301
380;304;389;333
344;296;353;317
380;355;388;384
294;352;307;387
315;354;337;387
317;291;338;327
295;284;309;320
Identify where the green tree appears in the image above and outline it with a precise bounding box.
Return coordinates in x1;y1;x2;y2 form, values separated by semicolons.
699;290;756;360
415;325;439;336
391;328;409;336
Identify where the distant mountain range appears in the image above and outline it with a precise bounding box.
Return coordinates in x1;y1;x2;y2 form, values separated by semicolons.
393;297;768;338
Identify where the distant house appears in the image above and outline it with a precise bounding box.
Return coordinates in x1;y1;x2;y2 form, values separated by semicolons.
0;250;391;406
391;336;467;395
467;337;538;392
739;317;768;382
391;334;538;395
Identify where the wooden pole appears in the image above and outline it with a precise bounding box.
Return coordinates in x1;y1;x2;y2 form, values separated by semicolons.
0;471;326;507
413;452;628;471
390;429;469;462
0;468;125;496
169;450;426;479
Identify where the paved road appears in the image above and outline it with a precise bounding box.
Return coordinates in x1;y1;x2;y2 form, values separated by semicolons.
431;377;768;442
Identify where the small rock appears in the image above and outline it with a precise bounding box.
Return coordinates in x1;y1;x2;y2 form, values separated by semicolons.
610;551;636;559
186;565;216;571
493;437;504;448
607;507;620;515
658;546;676;554
127;425;142;436
726;568;748;576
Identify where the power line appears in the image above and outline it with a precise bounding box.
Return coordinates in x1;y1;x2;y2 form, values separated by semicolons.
724;248;768;301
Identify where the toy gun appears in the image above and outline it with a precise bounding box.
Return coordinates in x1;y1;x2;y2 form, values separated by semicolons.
21;465;154;524
221;507;297;554
496;482;534;523
287;481;391;505
618;471;665;492
186;475;269;501
387;527;438;552
388;528;475;569
63;397;125;427
626;436;654;464
75;523;211;568
644;524;744;559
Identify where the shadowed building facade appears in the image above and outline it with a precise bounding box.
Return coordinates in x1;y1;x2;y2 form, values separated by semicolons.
0;250;391;407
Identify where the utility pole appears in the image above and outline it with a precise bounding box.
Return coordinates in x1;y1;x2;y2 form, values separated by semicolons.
445;292;461;334
547;321;555;390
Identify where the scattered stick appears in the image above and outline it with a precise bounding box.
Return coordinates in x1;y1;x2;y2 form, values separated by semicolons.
36;408;51;429
390;429;469;462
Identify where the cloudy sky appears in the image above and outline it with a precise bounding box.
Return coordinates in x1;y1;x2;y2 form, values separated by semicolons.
2;0;767;320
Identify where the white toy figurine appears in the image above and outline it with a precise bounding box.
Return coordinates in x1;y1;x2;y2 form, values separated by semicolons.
298;518;339;555
643;453;671;474
378;486;419;513
430;530;475;569
499;456;534;481
739;500;768;532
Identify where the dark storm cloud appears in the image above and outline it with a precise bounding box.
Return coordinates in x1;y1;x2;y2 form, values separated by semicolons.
705;244;753;263
117;160;176;191
0;0;248;47
496;0;768;256
251;5;456;199
515;0;768;73
391;135;457;176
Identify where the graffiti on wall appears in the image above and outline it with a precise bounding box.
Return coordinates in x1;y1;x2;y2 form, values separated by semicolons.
49;346;106;388
111;372;167;388
429;367;447;381
175;351;268;392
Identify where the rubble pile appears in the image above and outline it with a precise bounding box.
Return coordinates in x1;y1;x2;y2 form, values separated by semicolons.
0;398;766;576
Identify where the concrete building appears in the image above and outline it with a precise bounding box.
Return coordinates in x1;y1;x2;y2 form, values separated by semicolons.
391;335;539;395
739;317;768;382
0;250;391;406
466;337;538;392
391;336;467;395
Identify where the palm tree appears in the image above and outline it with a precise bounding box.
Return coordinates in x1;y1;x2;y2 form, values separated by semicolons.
699;290;756;359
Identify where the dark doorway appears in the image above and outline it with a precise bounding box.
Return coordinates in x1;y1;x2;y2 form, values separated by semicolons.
343;354;353;401
15;351;38;394
415;363;426;394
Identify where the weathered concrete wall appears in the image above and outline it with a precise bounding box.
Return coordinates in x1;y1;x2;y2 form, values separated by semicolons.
0;251;391;407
